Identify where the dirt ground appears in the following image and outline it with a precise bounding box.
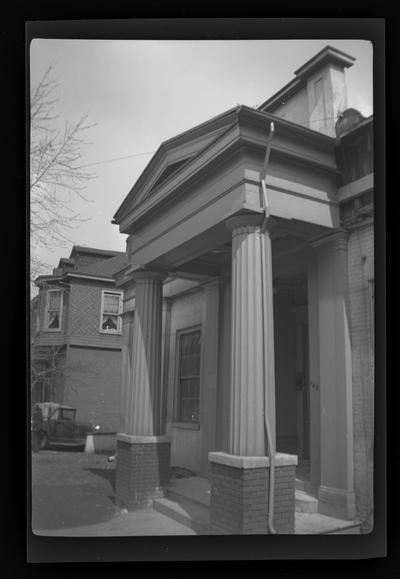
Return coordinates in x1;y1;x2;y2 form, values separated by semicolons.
31;449;119;531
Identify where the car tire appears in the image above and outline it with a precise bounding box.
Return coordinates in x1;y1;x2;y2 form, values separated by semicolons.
39;432;48;450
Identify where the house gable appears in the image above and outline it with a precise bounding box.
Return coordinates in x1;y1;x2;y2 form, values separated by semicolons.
113;108;239;220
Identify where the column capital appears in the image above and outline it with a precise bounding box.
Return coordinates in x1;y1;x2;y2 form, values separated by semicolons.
225;213;264;234
126;267;167;284
162;297;173;311
309;228;349;252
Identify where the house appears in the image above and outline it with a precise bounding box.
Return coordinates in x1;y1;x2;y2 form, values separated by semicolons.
111;46;374;534
31;245;127;431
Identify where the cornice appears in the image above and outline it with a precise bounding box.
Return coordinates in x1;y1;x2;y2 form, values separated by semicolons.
118;110;338;236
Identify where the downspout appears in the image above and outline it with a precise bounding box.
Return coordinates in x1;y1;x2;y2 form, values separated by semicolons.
260;121;277;534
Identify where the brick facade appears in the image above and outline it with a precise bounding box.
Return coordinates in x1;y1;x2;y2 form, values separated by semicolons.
209;453;297;534
31;247;125;431
62;346;122;430
347;221;374;532
115;436;171;509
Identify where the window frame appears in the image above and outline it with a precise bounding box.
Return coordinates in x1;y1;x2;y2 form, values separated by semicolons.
45;289;63;332
99;290;123;334
173;326;202;427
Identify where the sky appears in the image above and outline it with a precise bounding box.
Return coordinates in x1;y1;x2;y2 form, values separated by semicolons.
30;38;373;273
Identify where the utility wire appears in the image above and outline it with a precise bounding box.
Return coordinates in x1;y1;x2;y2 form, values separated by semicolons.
79;112;368;169
82;150;155;168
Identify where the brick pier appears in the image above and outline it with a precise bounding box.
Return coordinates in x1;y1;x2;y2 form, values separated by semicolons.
116;434;170;510
209;452;297;534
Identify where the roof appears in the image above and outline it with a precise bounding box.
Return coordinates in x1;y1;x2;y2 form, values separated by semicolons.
69;245;125;259
35;245;127;286
77;252;128;279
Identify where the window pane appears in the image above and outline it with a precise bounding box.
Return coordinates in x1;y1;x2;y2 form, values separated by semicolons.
48;291;61;310
48;311;60;329
180;397;199;423
181;331;201;355
180;355;201;377
180;378;199;399
103;293;120;314
102;315;118;330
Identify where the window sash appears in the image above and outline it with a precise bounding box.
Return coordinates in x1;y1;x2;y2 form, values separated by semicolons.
101;291;122;333
46;290;62;331
176;330;201;423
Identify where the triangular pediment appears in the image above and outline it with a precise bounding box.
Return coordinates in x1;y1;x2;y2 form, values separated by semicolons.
114;108;239;221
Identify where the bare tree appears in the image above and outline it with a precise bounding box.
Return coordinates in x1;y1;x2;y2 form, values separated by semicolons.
30;66;96;285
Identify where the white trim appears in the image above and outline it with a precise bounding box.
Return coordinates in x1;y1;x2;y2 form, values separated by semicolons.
209;451;298;469
117;433;170;444
99;290;123;334
67;273;117;283
337;173;374;203
45;289;63;332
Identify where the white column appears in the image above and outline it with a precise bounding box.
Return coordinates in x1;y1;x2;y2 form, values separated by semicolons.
124;270;167;437
307;252;321;491
312;230;355;519
199;278;220;474
161;298;172;434
226;214;276;457
216;263;232;453
120;308;135;434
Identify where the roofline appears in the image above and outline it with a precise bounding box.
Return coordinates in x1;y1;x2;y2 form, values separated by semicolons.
69;245;125;258
239;104;338;145
113;106;239;222
257;77;305;112
35;272;118;286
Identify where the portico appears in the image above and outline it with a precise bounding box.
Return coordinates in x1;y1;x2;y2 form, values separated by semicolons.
113;103;356;528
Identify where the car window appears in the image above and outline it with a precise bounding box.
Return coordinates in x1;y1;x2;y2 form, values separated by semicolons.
59;409;75;421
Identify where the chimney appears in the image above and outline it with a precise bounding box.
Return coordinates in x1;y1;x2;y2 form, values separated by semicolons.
259;45;356;137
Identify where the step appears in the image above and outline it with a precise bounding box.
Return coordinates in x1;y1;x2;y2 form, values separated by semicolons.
153;495;210;534
295;512;361;534
167;476;210;508
295;489;319;513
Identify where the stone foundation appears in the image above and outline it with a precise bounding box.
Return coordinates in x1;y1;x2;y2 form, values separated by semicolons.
209;452;297;534
115;434;170;510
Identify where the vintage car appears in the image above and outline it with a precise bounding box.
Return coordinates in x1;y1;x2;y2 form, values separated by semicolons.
31;402;97;451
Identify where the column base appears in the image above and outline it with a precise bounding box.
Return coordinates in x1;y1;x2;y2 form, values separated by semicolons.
209;452;297;534
318;485;356;520
115;434;170;510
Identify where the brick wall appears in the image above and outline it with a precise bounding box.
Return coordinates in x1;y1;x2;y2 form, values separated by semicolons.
347;221;374;532
210;462;296;534
63;345;122;431
115;440;170;509
68;281;122;349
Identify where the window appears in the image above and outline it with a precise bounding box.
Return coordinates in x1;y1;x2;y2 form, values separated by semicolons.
175;329;201;424
100;291;122;333
46;289;63;331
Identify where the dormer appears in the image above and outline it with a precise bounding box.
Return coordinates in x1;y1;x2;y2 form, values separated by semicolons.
258;45;355;137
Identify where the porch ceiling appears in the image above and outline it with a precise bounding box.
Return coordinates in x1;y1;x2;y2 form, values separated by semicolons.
151;217;329;279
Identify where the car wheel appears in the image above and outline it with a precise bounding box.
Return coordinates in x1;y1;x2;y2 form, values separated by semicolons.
39;432;48;450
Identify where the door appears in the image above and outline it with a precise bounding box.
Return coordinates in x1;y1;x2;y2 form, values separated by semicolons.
295;310;310;460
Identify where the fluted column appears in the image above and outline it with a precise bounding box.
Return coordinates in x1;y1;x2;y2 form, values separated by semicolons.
120;308;135;434
116;268;170;510
126;270;167;436
226;214;276;456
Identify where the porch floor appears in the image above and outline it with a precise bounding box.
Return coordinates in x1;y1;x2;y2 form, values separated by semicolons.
153;475;361;534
